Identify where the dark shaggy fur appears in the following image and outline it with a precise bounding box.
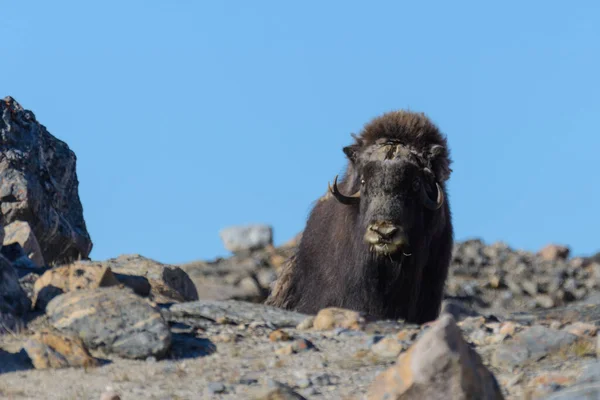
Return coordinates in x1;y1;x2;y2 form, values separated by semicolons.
265;110;454;324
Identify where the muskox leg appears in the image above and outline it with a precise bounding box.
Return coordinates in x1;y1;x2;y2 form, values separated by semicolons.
264;253;297;309
414;231;453;324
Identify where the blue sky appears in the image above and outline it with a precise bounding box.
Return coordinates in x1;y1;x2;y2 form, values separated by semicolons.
2;1;599;264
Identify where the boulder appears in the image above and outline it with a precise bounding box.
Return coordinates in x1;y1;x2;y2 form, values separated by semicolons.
100;254;198;303
0;96;92;265
46;287;172;359
219;224;273;253
2;221;45;267
32;261;120;310
367;313;504;400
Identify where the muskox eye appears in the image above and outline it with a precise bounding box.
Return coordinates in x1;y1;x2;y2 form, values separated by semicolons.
361;178;365;185
412;179;420;191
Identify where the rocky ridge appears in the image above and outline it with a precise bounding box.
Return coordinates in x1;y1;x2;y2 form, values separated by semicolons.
0;97;599;399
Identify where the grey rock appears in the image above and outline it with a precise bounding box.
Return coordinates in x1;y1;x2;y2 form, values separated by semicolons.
207;382;226;394
99;254;198;302
0;254;31;318
493;325;578;368
0;96;92;265
2;221;45;267
578;361;600;384
219;224;273;253
440;298;481;321
2;242;39;270
367;313;504;399
46;287;172;359
167;299;309;328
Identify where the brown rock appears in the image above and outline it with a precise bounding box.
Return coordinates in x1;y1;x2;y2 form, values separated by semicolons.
538;244;570;261
250;381;307;399
296;317;314;330
275;338;316;355
525;372;576;399
23;330;99;370
100;390;121;400
269;329;291;342
563;322;597;337
371;336;406;359
312;307;365;331
367;313;504;400
2;221;45;267
32;262;120;310
499;322;518;337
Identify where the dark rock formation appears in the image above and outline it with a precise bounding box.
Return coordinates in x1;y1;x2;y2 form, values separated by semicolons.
0;96;92;265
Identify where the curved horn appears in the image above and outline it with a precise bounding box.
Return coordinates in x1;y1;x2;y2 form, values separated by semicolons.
421;181;444;210
328;175;360;205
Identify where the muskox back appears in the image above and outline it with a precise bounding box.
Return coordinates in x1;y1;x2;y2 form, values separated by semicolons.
266;110;454;324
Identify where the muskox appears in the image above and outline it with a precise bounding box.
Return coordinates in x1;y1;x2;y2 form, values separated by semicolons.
265;110;453;324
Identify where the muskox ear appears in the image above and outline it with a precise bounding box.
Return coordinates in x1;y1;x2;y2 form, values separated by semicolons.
343;144;360;163
426;144;452;182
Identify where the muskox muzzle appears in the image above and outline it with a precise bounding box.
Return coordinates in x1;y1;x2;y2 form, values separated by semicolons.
364;221;411;256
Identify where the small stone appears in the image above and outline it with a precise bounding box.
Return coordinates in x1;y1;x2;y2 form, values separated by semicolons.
313;307;365;331
269;329;291;342
311;373;340;386
219;224;273;253
538;244;570;261
440;299;480;321
499;322;517;336
522;281;538;296
250;381;307;399
296;317;314;330
563;322;597;337
535;294;555;309
100;389;121;400
216;316;232;324
370;336;406;359
275;339;316;355
396;329;418;341
469;329;489;346
239;276;262;297
275;344;294;356
207;382;226;394
489;275;502;288
257;269;278;288
292;338;316;352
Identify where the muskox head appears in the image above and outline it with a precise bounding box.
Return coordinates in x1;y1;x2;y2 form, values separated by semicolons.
328;137;448;257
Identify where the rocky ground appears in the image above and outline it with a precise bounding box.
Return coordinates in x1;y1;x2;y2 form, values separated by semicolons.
2;96;600;399
1;230;599;400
